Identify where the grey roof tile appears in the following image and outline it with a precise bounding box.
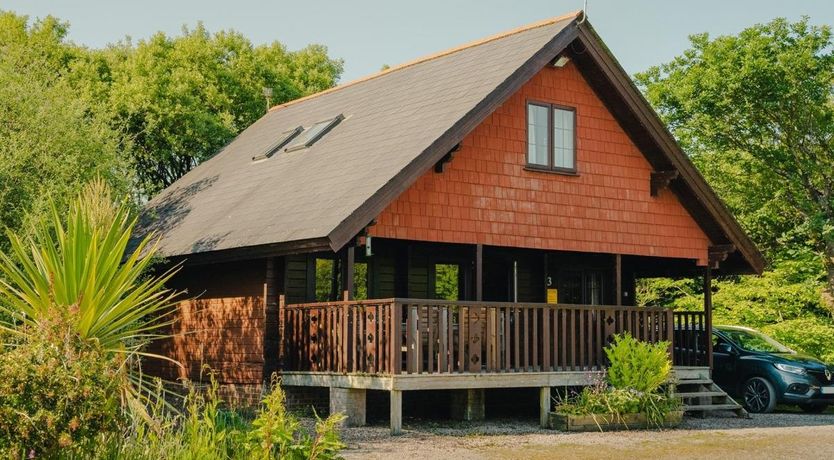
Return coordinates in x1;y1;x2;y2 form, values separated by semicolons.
137;14;579;257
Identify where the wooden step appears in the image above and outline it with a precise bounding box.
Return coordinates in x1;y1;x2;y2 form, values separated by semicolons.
683;403;742;411
675;391;727;399
676;379;713;385
673;367;711;380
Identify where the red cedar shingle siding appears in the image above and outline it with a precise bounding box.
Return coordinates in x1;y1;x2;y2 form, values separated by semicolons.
370;62;711;265
144;260;266;385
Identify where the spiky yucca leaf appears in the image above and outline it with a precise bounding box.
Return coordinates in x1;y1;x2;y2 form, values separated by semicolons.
0;180;183;417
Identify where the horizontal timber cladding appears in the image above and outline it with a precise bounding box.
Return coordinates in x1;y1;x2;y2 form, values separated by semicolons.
144;258;268;385
371;255;397;298
369;61;711;265
284;254;311;304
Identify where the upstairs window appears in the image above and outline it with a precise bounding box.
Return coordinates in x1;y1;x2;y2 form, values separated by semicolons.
526;102;576;173
284;114;344;152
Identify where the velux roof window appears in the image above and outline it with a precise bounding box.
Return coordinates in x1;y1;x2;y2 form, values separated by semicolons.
252;126;303;161
284;114;344;152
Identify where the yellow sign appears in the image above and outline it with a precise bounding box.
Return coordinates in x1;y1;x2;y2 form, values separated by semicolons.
547;288;558;304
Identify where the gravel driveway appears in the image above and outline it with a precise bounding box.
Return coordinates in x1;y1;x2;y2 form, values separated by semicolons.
339;411;834;460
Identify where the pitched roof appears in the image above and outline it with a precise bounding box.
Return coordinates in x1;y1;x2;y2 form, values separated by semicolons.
135;12;765;274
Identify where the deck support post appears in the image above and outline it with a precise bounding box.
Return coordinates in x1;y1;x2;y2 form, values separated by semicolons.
475;244;483;301
469;244;484;372
330;387;366;427
263;257;281;380
390;390;403;435
451;389;485;421
614;254;623;307
704;265;713;370
341;245;355;300
539;386;551;428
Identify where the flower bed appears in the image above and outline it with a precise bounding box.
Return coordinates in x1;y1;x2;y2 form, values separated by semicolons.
550;333;683;432
549;410;684;432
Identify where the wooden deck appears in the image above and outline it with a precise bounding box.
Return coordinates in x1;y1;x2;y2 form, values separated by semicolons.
280;298;708;375
279;298;709;434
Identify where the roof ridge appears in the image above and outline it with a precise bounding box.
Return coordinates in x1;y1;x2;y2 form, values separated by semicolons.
269;11;581;113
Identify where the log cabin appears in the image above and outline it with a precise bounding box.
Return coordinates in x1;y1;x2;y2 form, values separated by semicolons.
137;11;765;433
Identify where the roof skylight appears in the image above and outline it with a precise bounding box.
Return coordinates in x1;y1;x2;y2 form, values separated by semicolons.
284;114;344;152
252;126;303;161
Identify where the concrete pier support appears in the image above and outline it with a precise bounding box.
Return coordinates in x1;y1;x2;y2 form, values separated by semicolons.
329;387;366;426
451;389;485;421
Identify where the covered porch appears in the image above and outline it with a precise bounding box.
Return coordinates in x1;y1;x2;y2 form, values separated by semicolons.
273;237;722;433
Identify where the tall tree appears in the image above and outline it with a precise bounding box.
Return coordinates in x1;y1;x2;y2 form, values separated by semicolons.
106;25;344;196
0;12;130;252
635;17;834;303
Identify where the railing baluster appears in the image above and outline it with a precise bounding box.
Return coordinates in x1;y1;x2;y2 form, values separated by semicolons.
407;304;415;373
530;307;543;372
513;307;520;372
569;308;576;371
458;307;466;373
523;307;529;371
578;307;586;370
391;302;402;374
436;306;442;372
541;306;551;372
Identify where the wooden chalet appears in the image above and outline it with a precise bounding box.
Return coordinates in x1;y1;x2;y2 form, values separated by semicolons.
138;11;765;434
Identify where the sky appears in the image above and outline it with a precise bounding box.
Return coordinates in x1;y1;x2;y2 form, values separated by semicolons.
3;0;833;82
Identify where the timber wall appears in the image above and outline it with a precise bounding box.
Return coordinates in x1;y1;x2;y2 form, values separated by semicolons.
370;61;711;265
145;259;267;399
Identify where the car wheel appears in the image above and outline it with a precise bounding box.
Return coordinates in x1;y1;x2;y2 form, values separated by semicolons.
743;377;776;413
799;403;828;414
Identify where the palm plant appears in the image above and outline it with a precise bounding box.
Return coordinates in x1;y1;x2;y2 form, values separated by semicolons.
0;179;182;417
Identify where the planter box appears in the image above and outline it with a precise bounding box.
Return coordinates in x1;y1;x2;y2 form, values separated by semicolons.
548;411;683;432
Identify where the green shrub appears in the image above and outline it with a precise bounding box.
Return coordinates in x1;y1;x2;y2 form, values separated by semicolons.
605;333;671;393
0;318;123;457
556;382;681;429
249;376;345;460
93;375;345;459
0;180;183;421
763;318;834;363
555;334;681;430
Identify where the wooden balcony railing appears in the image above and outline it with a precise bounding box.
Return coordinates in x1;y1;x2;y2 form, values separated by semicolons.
281;298;698;375
672;311;709;367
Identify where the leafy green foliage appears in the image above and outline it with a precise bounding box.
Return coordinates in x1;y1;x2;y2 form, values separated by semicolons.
0;10;343;208
604;333;671;393
0;318;123;457
0;180;183;419
249;376;345;459
556;334;680;429
315;258;337;301
93;375;345;459
763;319;834;363
635;17;834;292
435;264;459;300
0;180;181;353
354;262;368;301
637;251;834;363
556;384;681;430
0;12;130;253
314;258;368;301
635;17;834;364
107;24;343;196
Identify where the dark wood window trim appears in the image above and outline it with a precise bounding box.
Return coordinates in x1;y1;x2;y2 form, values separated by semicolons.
525;99;577;175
